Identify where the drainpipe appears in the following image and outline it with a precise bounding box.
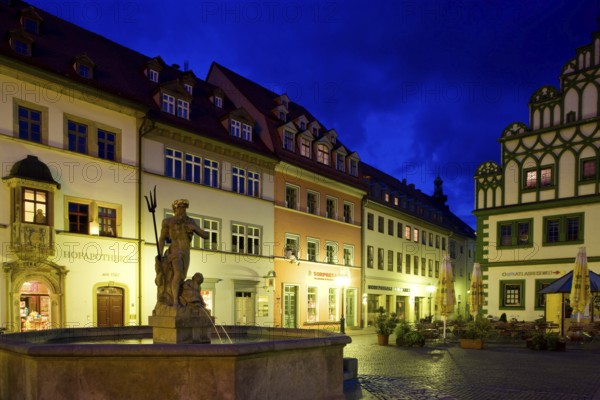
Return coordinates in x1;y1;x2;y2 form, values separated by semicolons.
361;197;367;329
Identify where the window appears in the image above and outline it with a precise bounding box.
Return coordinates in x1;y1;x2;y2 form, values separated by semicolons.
328;288;338;321
435;261;439;278
176;99;189;119
396;252;403;273
164;211;202;248
397;222;403;238
343;202;353;223
165;148;183;179
68;202;89;234
307;287;318;322
428;259;433;277
284;235;300;259
214;96;223;108
326;197;337;219
344;245;354;266
232;224;261;255
247;171;260;197
300;137;311;158
367;213;374;230
285;185;299;209
413;256;419;275
232;167;246;194
18;106;41;142
535;280;553;309
349;159;358;177
326;242;338;264
336;153;345;172
436;235;440;248
523;166;553;189
185;154;201;183
367;245;374;268
97;129;116;161
13;39;31;56
148;69;159;82
162;94;175;114
307;239;319;262
413;228;419;242
387;250;394;271
241;123;252;141
405;254;411;273
377;216;384;233
405;225;411;240
77;64;92;79
377;248;384;270
98;206;117;237
500;280;525;309
388;219;394;236
317;144;329;165
283;130;295;151
429;233;433;247
499;220;533;247
203;219;220;250
67;120;88;154
543;213;583;244
421;230;426;245
203;159;219;188
449;241;456;259
23;188;47;224
23;18;39;34
307;191;318;215
231;120;241;138
184;83;193;94
442;238;446;251
581;158;597;181
421;257;426;276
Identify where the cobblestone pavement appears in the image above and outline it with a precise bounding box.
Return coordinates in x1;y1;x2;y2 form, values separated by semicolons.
343;329;600;400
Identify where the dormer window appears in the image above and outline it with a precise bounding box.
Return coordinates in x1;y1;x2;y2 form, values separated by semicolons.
336;153;345;172
184;83;193;94
20;7;43;35
176;99;189;119
317;144;329;165
300;137;311;158
349;159;358;177
279;111;286;122
230;119;252;142
9;30;33;56
162;93;175;114
23;18;39;34
214;96;223;108
148;69;159;82
283;130;295;152
73;54;95;79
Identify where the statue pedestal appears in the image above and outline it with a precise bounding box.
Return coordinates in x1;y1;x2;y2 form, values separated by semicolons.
149;304;214;344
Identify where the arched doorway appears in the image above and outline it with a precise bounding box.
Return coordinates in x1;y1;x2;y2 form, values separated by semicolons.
19;281;51;332
97;286;124;327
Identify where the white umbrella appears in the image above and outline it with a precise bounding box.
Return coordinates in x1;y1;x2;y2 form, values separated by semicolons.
469;263;484;319
570;247;591;323
435;255;456;339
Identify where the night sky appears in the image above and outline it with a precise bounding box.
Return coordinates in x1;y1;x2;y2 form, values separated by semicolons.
25;0;599;228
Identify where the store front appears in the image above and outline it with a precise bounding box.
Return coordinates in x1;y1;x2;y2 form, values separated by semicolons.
20;281;51;332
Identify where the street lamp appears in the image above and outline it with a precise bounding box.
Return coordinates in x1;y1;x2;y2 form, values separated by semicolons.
426;285;436;322
336;270;350;334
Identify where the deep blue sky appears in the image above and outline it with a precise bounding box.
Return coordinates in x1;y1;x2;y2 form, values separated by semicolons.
27;0;599;228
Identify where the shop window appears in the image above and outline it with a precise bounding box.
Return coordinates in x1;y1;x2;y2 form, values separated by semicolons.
307;287;318;322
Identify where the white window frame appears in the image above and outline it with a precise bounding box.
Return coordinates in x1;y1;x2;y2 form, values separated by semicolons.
343;245;354;266
165;148;183;179
185;153;201;183
336;153;345;172
283;130;295;151
203;159;219;188
232;167;246;194
306;238;319;262
148;69;159;82
285;184;299;210
326;196;337;219
325;241;338;264
242;123;252;141
231;120;241;138
343;202;354;223
162;93;175;114
203;218;220;250
284;233;300;260
349;159;358;176
176;99;189;119
247;171;260;197
306;191;319;215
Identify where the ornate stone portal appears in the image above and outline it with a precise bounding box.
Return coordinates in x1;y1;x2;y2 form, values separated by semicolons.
146;192;214;344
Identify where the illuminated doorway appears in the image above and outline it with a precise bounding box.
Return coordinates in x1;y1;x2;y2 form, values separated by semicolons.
19;281;51;332
283;285;298;328
97;286;124;327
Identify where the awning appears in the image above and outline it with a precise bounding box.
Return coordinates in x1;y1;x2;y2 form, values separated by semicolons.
538;270;600;294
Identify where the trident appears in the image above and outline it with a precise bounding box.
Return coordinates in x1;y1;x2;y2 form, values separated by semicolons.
144;185;161;261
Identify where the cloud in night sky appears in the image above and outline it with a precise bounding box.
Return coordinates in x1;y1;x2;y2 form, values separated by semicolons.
27;0;600;227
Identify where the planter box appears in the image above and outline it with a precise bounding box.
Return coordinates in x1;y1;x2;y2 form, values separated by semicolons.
460;338;484;349
377;334;389;346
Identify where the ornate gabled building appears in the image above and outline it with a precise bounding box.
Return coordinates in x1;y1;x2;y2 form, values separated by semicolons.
208;63;367;329
361;163;475;324
474;26;600;324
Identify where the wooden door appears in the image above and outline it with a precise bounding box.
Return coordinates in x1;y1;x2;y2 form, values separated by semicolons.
97;287;124;327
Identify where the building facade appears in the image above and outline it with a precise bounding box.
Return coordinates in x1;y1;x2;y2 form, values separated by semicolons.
474;27;600;323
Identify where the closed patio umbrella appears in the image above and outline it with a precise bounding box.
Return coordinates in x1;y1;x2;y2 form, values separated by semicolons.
570;247;591;323
435;255;456;339
469;262;484;319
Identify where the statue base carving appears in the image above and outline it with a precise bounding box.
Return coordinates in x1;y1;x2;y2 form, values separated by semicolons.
149;303;214;344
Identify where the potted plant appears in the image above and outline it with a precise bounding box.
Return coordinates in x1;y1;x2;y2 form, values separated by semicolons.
460;317;494;349
394;320;425;347
374;307;398;345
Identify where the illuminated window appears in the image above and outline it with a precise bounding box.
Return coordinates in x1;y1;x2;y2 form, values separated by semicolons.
23;188;47;224
300;137;311;158
377;248;384;270
581;159;597;181
396;252;403;273
98;207;117;237
387;250;394;271
307;239;319;262
501;281;524;309
344;245;354;266
317;144;329;165
307;286;318;322
367;246;374;268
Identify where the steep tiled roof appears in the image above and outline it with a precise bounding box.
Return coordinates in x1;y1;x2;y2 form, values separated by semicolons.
208;62;366;189
0;0;274;158
360;162;475;238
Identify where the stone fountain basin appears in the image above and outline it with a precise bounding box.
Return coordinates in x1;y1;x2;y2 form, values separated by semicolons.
0;325;350;400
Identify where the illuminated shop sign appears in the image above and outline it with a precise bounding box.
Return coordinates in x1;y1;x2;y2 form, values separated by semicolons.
368;285;410;292
501;270;563;277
